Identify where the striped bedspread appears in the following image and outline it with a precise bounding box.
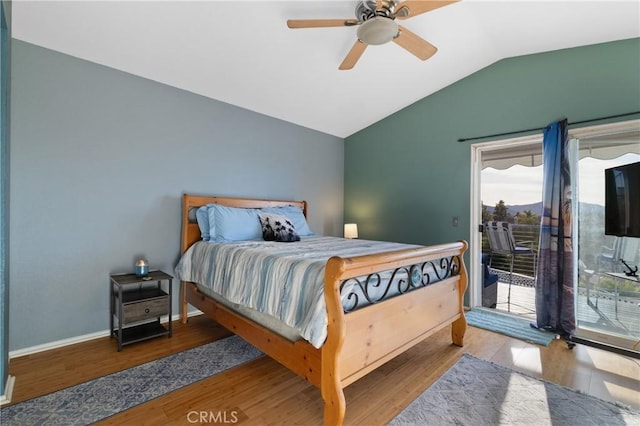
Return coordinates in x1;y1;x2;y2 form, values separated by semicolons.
175;236;419;348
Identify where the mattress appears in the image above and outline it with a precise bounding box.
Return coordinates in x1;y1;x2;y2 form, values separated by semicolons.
175;236;421;348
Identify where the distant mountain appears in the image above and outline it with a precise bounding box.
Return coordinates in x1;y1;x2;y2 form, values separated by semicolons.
578;202;605;215
484;201;603;216
507;202;543;216
484;202;542;216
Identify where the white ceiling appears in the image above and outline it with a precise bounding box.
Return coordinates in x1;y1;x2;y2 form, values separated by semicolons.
11;0;640;138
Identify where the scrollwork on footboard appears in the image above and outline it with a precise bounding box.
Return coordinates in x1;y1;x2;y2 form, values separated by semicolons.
340;254;462;313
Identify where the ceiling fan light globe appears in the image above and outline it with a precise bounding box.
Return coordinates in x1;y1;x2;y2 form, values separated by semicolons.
357;17;398;45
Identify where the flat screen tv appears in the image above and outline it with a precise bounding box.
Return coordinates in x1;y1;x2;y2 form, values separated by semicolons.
604;161;640;238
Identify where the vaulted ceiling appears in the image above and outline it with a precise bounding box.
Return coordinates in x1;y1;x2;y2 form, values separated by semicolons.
11;1;640;138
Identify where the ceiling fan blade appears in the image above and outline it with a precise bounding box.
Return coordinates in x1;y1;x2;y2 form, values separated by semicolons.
393;25;437;60
395;1;459;19
339;40;367;70
287;19;359;29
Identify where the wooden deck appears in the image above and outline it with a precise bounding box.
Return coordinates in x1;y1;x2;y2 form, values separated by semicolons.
489;279;640;344
492;281;536;319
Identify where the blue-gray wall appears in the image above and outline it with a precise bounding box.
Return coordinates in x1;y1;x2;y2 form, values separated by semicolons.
1;0;11;397
9;40;344;351
344;38;640;248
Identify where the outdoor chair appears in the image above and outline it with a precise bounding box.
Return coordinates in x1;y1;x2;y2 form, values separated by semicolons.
595;237;639;319
484;221;537;311
599;237;640;273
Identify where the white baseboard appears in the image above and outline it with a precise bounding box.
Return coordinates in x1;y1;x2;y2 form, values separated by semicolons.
9;329;112;359
8;310;203;359
0;374;15;406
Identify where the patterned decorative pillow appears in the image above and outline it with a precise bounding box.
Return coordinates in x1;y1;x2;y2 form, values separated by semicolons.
261;206;314;236
259;212;300;242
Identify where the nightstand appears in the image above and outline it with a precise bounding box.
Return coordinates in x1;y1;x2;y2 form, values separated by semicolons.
109;270;173;351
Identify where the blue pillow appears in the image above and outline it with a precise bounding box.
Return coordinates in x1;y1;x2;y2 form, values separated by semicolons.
211;205;263;242
196;204;216;241
262;205;313;236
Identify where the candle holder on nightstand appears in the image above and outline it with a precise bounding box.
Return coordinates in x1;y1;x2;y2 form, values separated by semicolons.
135;259;149;278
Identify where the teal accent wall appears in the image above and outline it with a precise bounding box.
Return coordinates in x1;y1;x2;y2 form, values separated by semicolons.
0;0;10;397
344;39;640;249
10;40;344;351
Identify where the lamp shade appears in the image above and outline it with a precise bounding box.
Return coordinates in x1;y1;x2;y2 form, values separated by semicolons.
344;223;358;239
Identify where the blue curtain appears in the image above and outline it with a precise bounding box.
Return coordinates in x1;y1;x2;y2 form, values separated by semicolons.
535;119;575;338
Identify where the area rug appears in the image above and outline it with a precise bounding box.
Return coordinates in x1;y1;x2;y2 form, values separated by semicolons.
389;353;639;425
0;335;262;425
465;308;555;346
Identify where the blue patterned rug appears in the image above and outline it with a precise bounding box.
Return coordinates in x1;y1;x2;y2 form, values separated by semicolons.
465;308;555;346
390;353;640;425
0;335;262;425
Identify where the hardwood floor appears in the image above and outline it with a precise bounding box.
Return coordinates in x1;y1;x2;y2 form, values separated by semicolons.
5;314;640;425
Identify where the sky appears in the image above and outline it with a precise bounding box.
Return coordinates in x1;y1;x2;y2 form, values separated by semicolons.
482;152;640;207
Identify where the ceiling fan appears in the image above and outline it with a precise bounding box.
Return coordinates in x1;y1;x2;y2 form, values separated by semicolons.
287;0;459;70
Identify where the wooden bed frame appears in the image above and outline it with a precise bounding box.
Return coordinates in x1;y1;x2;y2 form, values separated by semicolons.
179;194;468;425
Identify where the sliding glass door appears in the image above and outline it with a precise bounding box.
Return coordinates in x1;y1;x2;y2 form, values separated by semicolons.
574;129;640;352
470;120;640;354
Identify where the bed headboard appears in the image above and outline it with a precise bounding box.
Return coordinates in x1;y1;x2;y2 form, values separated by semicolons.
181;194;308;254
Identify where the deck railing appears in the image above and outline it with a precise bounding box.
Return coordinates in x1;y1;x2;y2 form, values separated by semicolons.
482;224;540;283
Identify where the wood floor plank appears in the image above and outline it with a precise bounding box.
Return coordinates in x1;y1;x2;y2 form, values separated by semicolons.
6;314;639;425
7;315;232;406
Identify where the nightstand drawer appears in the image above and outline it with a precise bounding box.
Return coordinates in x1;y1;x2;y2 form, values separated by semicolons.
123;296;168;323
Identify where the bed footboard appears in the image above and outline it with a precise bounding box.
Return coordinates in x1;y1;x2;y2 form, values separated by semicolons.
322;240;468;425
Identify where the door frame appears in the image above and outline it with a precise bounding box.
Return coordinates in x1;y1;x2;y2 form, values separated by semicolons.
469;134;543;308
